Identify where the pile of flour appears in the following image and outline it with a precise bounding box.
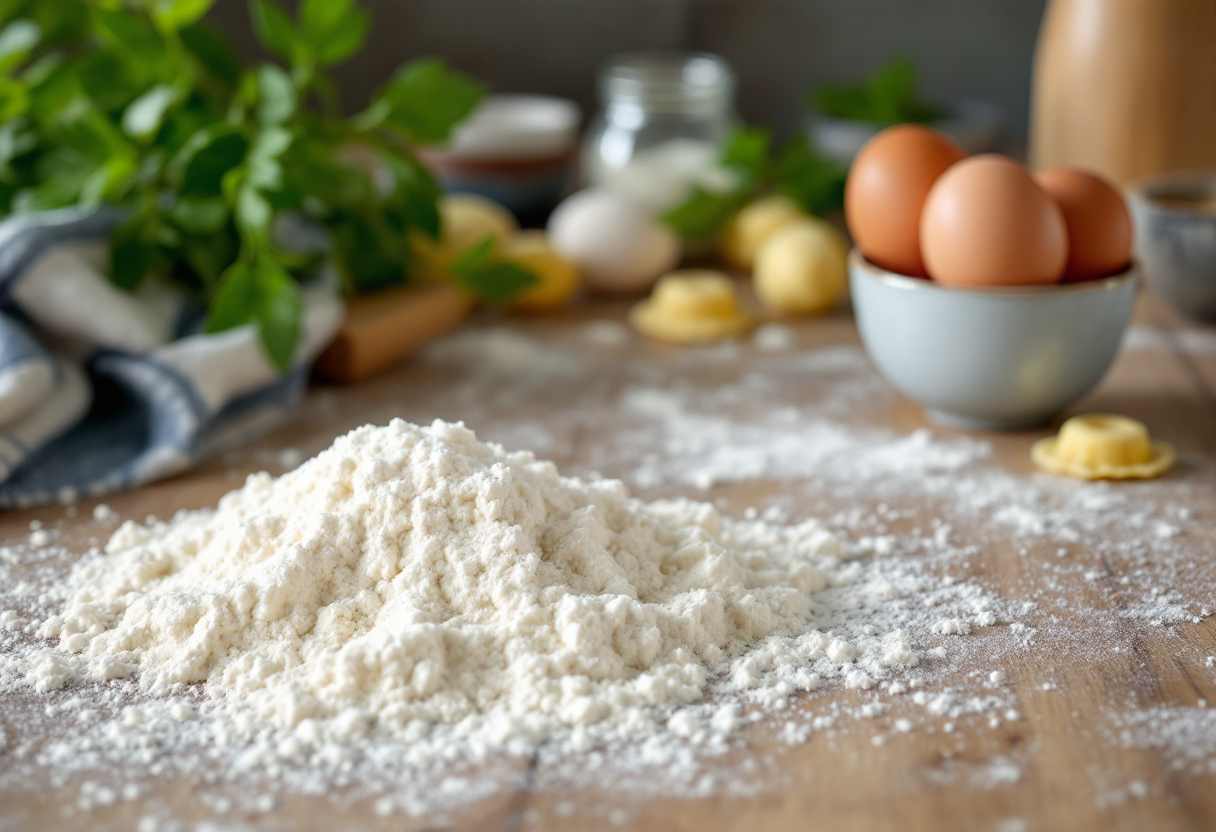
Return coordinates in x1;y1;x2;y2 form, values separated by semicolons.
31;418;923;754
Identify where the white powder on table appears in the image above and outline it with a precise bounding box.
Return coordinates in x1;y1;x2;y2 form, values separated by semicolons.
33;419;926;754
753;323;799;353
1;321;1212;825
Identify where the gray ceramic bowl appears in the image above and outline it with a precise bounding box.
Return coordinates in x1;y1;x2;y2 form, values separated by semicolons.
1126;170;1216;322
850;251;1138;430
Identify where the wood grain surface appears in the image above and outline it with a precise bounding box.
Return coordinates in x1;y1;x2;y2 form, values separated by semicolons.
1030;0;1216;183
0;290;1214;832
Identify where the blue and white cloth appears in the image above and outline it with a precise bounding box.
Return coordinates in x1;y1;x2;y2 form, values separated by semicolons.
0;208;344;508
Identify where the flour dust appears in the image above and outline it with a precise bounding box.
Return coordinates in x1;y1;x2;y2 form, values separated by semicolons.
0;319;1212;828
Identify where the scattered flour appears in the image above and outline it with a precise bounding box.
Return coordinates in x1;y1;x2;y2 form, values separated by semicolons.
1114;707;1216;776
753;323;799;353
1123;325;1216;356
7;420;994;774
0;321;1212;825
582;320;631;348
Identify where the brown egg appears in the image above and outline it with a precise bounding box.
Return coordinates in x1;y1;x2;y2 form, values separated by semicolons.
845;124;966;277
920;155;1068;287
1033;168;1133;282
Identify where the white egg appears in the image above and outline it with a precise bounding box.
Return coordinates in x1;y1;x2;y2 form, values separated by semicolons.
547;190;680;294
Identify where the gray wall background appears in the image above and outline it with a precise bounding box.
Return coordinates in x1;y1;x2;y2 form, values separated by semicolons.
211;0;1049;142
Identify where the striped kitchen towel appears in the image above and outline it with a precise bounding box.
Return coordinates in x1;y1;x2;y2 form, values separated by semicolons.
0;208;343;508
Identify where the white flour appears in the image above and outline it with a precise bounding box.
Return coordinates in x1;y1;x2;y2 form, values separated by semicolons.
33;418;926;751
0;409;1016;822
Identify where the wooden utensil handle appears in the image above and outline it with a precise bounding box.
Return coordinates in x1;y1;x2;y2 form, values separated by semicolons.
313;282;470;384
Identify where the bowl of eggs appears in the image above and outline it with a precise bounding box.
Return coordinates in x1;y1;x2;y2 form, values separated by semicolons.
847;125;1137;430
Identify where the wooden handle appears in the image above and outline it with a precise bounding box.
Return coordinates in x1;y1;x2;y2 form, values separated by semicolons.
313;282;470;384
1030;0;1216;185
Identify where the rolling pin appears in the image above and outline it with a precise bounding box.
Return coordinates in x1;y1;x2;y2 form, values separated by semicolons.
313;281;470;383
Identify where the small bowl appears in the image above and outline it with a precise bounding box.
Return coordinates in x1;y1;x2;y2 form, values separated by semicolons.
419;94;581;224
806;99;1005;163
1126;170;1216;322
850;251;1138;430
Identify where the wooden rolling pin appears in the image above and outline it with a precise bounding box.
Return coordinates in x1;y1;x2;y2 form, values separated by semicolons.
1030;0;1216;185
313;281;470;383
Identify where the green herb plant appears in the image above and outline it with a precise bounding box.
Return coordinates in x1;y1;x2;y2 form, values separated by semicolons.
810;57;943;127
662;126;847;242
0;0;532;370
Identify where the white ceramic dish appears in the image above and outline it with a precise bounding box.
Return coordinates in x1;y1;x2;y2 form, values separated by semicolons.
850;251;1137;431
420;95;582;222
440;94;581;162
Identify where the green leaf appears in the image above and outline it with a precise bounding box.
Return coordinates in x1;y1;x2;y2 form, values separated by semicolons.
663;127;845;241
246;125;291;189
201;250;304;372
77;51;148;113
448;234;493;271
810;57;943;126
77;164;111;207
54;104;132;164
0;75;28;122
300;0;368;67
720;127;770;182
180;23;241;89
236;185;271;233
101;154;136;200
448;236;537;304
20;0;89;45
0;19;39;73
169;195;228;232
14;148;92;211
299;0;350;36
811;86;869;122
122;84;176;141
255;63;294;125
249;0;299;65
110;223;154;291
179;229;237;290
152;220;182;249
177;128;248;196
250;126;292;163
152;0;215;31
327;210;406;292
377;150;441;237
205;260;258;331
375;58;485;144
662;187;749;241
254;260;300;371
90;9;165;61
772;135;846;216
26;59;78;121
315;11;367;66
458;261;535;304
0;117;36;180
284;137;373;208
0;181;15;214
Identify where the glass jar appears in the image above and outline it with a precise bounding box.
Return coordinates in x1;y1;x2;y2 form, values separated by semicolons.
582;52;736;213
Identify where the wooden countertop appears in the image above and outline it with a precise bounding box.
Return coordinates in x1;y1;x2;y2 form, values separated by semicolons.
1;290;1214;832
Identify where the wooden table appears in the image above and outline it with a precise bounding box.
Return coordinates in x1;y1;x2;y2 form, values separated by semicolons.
1;291;1214;831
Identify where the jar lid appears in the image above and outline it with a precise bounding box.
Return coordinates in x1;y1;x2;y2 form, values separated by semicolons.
600;52;735;113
